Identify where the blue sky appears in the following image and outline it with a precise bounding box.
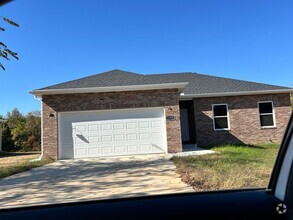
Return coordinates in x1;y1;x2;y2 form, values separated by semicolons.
0;0;292;116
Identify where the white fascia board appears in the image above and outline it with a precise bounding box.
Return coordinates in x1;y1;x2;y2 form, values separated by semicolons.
29;82;189;96
179;89;293;99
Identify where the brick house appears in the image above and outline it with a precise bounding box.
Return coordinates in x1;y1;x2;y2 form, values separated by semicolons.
30;70;292;160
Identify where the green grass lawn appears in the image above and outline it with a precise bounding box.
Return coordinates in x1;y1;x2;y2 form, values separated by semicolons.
0;152;53;179
172;143;279;191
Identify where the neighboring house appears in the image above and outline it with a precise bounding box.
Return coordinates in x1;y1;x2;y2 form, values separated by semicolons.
30;69;292;160
0;119;6;152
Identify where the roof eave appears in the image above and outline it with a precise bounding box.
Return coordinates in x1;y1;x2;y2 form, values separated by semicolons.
179;89;293;99
30;82;189;96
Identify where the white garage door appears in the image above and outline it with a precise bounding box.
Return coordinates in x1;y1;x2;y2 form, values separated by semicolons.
58;108;167;159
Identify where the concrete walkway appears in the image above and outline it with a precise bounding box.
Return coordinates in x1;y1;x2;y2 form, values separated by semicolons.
0;154;192;209
173;145;215;157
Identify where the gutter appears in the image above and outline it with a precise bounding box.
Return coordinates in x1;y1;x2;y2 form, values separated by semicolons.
179;89;293;99
30;82;189;96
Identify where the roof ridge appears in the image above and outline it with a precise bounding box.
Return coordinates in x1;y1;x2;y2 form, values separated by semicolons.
112;69;143;76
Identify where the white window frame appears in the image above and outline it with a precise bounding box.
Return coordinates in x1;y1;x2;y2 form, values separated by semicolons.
212;103;230;131
258;101;276;128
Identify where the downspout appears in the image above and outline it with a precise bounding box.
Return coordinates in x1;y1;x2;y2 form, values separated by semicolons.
31;95;43;161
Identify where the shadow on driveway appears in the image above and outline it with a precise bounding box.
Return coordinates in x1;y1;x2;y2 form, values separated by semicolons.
0;155;192;209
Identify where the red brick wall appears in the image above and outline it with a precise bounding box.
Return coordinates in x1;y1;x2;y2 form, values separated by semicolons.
42;89;182;159
193;93;292;147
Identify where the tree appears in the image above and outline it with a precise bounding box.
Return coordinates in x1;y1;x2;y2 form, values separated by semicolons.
0;16;19;70
2;108;41;151
1;114;14;151
10;120;29;149
26;111;41;151
1;122;14;151
6;107;25;130
5;108;26;151
1;111;16;151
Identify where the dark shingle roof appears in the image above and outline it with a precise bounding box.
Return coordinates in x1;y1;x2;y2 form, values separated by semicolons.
35;69;290;95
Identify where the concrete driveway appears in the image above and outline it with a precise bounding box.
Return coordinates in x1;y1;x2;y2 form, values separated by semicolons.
0;154;192;209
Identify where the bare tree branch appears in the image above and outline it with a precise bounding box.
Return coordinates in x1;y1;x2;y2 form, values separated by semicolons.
2;17;19;27
0;14;19;71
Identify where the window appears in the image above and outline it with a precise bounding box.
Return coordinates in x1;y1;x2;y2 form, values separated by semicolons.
212;104;230;130
258;101;276;128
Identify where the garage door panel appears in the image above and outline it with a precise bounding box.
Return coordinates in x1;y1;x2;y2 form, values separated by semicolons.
127;145;139;153
101;123;112;131
139;133;151;140
88;148;99;156
151;121;163;128
88;124;99;132
101;146;113;155
59;108;167;159
140;144;151;152
152;132;164;141
75;125;86;132
152;143;166;152
139;121;149;128
101;135;112;143
126;122;137;129
114;146;126;154
113;123;124;130
75;135;89;143
88;136;99;143
114;134;126;141
127;134;138;141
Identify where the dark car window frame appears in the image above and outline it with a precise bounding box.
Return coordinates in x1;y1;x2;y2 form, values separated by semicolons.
269;113;293;198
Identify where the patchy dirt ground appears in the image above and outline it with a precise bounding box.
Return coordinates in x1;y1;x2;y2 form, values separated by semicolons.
0;152;41;168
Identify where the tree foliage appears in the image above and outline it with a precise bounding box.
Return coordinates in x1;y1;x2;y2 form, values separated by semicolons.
1;108;41;152
0;16;19;71
26;111;41;150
